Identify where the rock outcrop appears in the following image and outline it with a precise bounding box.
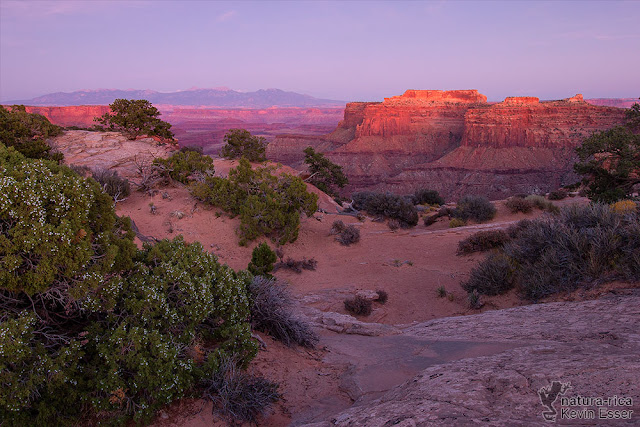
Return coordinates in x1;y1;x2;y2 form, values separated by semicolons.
50;130;177;180
267;91;628;199
307;291;640;426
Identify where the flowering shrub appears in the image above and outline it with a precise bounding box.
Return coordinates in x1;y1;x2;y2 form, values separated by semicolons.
0;145;257;424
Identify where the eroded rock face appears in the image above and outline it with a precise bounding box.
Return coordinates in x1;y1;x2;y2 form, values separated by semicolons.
308;292;640;426
22;105;111;127
267;91;627;200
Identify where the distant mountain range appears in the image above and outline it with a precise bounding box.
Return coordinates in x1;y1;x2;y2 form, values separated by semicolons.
5;88;346;108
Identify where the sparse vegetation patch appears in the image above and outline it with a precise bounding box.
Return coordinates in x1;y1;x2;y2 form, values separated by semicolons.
248;276;318;348
457;230;511;255
352;191;418;227
344;295;373;316
462;204;640;300
452;195;496;223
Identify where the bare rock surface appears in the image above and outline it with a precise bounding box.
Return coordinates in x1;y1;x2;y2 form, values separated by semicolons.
50;130;177;179
303;307;401;337
305;291;640;426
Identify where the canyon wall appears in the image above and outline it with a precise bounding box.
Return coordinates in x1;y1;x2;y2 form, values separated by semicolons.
21;105;111;127
9;105;344;155
267;91;628;200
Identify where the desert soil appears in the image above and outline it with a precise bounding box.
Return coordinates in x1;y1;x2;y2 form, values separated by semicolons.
54;132;639;426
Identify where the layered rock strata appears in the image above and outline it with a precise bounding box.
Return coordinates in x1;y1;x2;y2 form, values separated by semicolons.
267;91;627;199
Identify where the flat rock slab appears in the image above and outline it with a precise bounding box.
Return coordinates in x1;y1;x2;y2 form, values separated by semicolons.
305;291;640;426
51;130;176;180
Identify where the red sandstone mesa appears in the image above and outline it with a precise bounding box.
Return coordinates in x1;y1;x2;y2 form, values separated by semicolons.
21;105;111;128
267;90;627;199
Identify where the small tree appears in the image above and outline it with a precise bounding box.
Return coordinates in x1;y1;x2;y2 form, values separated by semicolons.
95;99;174;140
0;105;63;161
303;146;348;197
220;129;267;162
248;243;277;277
574;101;640;203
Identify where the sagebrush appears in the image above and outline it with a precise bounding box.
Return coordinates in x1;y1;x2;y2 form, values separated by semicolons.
462;204;640;300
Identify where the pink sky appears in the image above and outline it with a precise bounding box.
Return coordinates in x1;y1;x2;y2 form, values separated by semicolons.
1;0;639;102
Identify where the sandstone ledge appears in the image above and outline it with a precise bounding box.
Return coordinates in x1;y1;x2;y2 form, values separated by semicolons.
308;291;640;426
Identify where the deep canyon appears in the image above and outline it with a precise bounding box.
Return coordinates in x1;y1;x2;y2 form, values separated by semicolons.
16;91;632;200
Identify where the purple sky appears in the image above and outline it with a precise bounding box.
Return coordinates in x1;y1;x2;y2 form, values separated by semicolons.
1;0;639;103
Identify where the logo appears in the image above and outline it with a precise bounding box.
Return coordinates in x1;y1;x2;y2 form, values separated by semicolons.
538;381;572;422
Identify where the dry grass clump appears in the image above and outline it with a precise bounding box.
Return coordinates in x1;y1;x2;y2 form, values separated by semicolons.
611;200;637;214
248;277;318;348
204;356;281;424
449;218;466;228
91;168;131;201
273;257;317;273
457;230;511;255
388;219;401;230
505;196;534;214
375;289;389;304
344;295;372;316
331;220;360;246
452;195;496;223
525;194;559;213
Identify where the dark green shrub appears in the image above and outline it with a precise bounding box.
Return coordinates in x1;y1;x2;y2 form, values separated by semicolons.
303;146;348;197
91;168;131;201
248;277;318;348
153;150;214;184
180;145;204;154
203;356;281;424
344;295;372;316
548;189;568;200
574;118;640;203
452;195;496;223
413;188;445;205
220;129;267;162
352;191;418;227
457;230;511;255
248;242;277;277
191;159;318;245
505;196;534;214
0;105;63;162
95;99;174;140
